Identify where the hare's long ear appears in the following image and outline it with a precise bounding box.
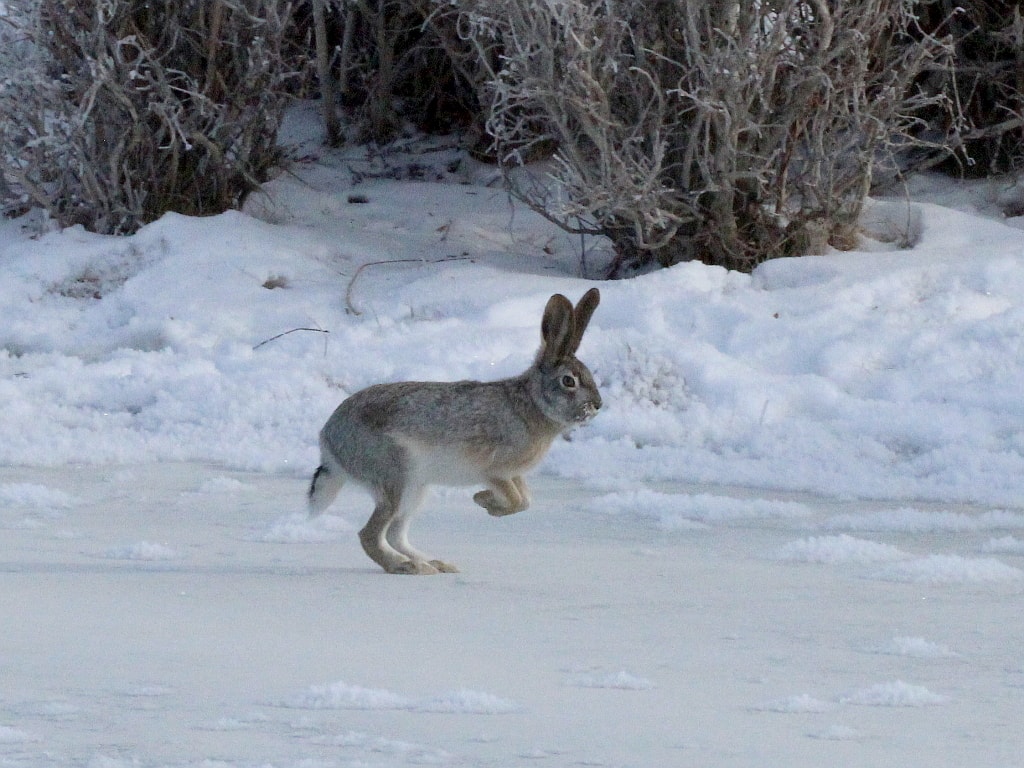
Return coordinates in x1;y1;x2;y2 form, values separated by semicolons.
539;293;575;367
568;288;600;353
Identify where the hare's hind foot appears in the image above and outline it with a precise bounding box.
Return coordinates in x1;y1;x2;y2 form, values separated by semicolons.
389;559;436;575
474;490;513;516
474;477;530;517
430;559;459;573
360;532;457;575
386;558;458;575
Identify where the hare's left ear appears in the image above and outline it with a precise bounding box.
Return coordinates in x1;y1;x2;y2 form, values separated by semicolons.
568;288;600;353
540;293;575;366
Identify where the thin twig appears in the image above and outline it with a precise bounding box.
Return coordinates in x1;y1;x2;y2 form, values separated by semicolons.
253;327;330;351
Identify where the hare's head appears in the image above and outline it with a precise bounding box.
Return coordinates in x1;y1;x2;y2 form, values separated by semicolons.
531;288;602;427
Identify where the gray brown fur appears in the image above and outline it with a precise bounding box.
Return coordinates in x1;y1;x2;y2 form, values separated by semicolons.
308;288;602;574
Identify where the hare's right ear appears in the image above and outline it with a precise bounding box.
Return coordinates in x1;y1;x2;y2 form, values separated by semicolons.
568;288;600;353
539;293;574;367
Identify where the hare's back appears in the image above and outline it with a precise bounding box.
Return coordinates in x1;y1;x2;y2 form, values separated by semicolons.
324;377;551;473
329;378;520;437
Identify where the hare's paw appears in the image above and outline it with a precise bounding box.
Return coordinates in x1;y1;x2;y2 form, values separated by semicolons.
388;559;441;575
474;490;513;517
430;559;460;573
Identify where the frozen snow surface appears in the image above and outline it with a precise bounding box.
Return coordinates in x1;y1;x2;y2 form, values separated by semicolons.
2;106;1024;766
2;464;1022;768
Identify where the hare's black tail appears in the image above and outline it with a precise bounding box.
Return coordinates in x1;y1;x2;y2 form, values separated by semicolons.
308;463;344;516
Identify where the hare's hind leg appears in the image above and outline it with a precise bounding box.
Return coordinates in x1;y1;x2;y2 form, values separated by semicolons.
360;483;441;575
386;485;459;573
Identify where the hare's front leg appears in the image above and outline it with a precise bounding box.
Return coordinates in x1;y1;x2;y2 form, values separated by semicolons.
474;476;531;517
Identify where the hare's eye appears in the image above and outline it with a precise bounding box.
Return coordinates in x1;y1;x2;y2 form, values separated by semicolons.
561;374;577;389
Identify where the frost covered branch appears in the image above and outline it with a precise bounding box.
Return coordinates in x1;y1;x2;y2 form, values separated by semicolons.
462;0;955;274
0;0;297;234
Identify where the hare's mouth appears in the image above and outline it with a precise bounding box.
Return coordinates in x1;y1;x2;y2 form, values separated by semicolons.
576;402;600;423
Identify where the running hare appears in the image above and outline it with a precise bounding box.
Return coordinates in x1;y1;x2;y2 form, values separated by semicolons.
308;288;601;574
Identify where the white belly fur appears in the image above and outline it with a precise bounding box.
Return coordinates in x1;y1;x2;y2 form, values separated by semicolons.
399;439;491;487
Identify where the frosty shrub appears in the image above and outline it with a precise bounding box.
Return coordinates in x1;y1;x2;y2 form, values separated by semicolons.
462;0;954;274
918;1;1024;175
0;0;296;234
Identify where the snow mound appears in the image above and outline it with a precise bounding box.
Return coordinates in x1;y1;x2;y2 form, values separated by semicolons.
256;512;353;543
282;681;521;714
874;554;1023;584
102;541;180;561
196;476;254;494
752;693;833;713
840;681;948;707
865;637;959;659
283;681;404;711
565;670;655;690
777;534;908;564
982;535;1024;555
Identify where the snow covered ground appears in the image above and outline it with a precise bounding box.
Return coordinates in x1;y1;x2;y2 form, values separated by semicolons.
2;102;1024;766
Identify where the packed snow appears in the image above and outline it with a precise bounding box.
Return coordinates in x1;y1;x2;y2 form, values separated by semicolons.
2;103;1023;766
281;681;522;715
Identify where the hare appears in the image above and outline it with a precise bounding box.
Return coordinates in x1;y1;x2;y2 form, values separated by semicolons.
308;288;601;574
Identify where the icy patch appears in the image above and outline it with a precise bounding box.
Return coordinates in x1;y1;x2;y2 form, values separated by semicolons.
196;712;270;732
808;724;862;741
102;542;180;561
825;508;1024;533
777;534;908;564
315;730;456;764
591;489;812;530
0;725;41;744
15;699;81;718
282;681;521;714
518;747;568;760
256;512;353;543
82;757;146;768
865;636;959;659
199;718;256;732
117;684;174;698
840;681;948;707
873;554;1023;584
565;670;655;690
0;482;78;509
2;516;48;530
752;694;833;713
415;689;523;714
